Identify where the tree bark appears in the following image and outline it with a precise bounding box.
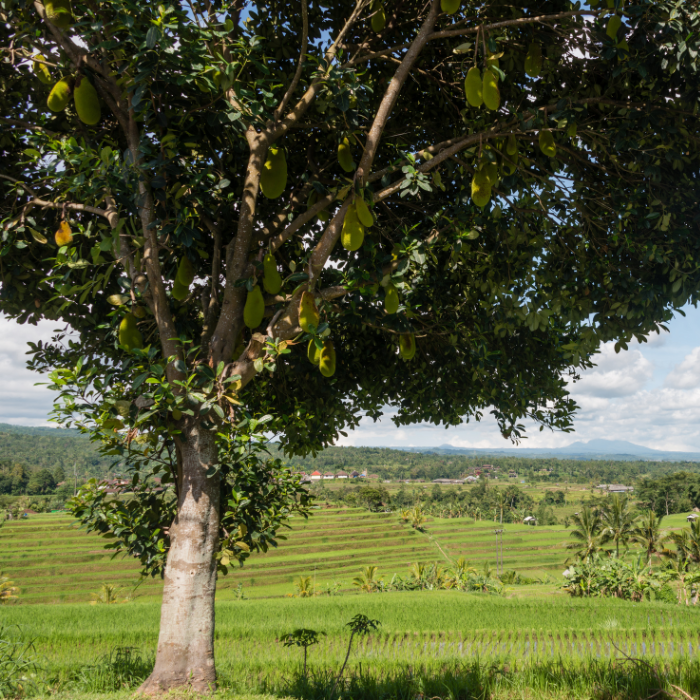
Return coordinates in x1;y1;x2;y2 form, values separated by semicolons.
139;421;221;695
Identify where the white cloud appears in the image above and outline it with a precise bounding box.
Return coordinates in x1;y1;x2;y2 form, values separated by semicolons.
568;343;653;398
665;347;700;390
0;316;58;426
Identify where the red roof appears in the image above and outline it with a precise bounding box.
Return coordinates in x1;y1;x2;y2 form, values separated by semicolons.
311;470;322;476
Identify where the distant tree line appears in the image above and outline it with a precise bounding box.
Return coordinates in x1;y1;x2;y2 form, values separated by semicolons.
0;461;72;497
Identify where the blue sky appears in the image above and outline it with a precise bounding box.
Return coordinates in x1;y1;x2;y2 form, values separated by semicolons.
2;306;700;451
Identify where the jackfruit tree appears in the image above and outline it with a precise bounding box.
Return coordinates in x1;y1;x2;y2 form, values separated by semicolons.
2;0;700;692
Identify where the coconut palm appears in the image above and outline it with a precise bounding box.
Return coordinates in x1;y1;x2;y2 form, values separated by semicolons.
410;506;426;531
352;566;381;593
565;507;603;562
600;495;636;557
631;510;668;566
0;571;18;604
294;576;315;598
90;583;122;605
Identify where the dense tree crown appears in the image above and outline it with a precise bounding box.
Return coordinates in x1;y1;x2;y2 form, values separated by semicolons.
2;0;700;692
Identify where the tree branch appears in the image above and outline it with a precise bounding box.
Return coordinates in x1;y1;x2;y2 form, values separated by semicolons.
272;0;309;121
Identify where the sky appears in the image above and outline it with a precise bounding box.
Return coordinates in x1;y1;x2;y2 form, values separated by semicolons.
2;307;700;452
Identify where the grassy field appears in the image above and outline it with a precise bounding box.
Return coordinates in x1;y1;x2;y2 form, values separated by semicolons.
3;594;700;699
1;508;693;605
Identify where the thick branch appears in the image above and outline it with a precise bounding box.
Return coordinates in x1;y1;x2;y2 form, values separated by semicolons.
272;0;309;121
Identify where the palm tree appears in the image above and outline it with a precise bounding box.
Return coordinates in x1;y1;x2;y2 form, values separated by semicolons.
352;566;381;593
631;510;667;566
294;576;315;598
408;562;428;589
90;583;122;605
600;495;636;557
565;507;603;562
664;518;700;564
410;506;426;531
0;571;18;604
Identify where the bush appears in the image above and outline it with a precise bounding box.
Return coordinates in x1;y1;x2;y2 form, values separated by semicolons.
0;626;41;698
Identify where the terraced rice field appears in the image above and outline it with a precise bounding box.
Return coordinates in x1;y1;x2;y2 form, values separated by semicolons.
0;508;691;604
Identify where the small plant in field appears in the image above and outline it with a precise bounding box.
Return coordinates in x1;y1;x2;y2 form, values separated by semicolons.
0;572;18;604
0;626;40;698
280;628;325;677
410;506;426;531
294;576;315;598
68;646;151;692
330;614;381;699
321;581;342;596
90;583;128;605
352;566;381;593
234;582;247;600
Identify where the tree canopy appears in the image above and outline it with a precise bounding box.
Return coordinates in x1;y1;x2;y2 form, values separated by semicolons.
2;0;700;692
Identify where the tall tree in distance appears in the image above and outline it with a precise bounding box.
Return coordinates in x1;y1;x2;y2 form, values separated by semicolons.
600;494;635;557
2;0;700;692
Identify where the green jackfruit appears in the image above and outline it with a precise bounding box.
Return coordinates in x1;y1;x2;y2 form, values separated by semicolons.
319;341;336;378
263;252;283;295
524;42;542;77
481;161;499;187
355;197;374;228
482;69;500;111
260;147;287;199
44;0;73;29
118;313;143;350
47;79;71;112
506;134;518;156
341;205;364;252
172;279;189;301
73;75;100;125
176;257;195;286
370;1;386;32
384;284;399;315
32;55;51;84
441;0;460;14
338;137;355;172
243;285;265;329
464;67;483;108
606;15;622;39
539;130;557;158
399;333;416;361
299;291;319;332
307;339;322;365
471;170;491;208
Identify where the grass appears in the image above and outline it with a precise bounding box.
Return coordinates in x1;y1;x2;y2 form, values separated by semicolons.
4;594;700;699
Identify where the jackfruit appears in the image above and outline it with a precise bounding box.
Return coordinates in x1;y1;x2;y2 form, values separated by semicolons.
319;341;336;378
539;130;557;158
263;252;283;295
399;333;416;361
44;0;73;29
464;67;483;108
506;134;518;156
299;291;319;332
243;285;265;329
481;161;499;187
171;409;182;421
172;279;189;301
260;146;287;199
32;55;51;84
47;79;71;112
338;137;355;172
482;69;500;111
307;190;330;222
118;313;144;350
355;197;374;228
307;339;322;365
341;204;364;251
606;15;622;39
441;0;460;14
132;306;147;319
55;220;73;246
471;170;491;208
370;0;386;32
524;42;542;77
74;75;101;125
114;400;131;417
385;284;399;314
176;257;195;286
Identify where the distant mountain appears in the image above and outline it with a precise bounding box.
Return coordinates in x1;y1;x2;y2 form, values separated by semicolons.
405;438;700;462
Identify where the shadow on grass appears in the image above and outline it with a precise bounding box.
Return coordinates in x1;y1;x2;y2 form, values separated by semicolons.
255;659;700;700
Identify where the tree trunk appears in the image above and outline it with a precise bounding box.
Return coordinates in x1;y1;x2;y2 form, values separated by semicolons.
139;422;221;695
